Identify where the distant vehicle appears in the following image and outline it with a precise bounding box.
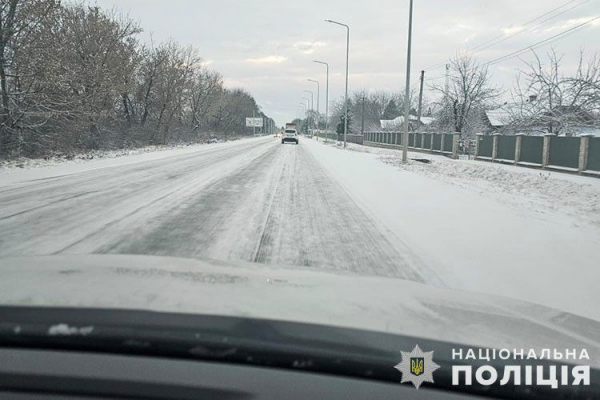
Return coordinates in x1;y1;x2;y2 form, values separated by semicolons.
282;129;299;145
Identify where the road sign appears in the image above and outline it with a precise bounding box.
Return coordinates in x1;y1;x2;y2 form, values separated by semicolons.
246;118;263;128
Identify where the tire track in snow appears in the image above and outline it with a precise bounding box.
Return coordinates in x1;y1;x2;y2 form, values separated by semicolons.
0;138;276;256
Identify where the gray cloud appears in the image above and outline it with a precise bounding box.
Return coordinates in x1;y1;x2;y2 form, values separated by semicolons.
85;0;600;125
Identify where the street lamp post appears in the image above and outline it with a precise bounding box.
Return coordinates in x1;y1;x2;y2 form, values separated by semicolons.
326;19;349;148
402;0;414;164
302;97;310;134
299;103;307;128
303;90;314;133
308;79;320;140
313;60;329;142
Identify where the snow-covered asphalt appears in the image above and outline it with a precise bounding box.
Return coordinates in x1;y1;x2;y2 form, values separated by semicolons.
0;136;428;281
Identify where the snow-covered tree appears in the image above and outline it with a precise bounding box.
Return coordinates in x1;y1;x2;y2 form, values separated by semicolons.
431;53;499;137
0;1;271;157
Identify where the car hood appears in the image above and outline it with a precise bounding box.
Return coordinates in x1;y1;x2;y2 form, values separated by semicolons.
1;254;598;365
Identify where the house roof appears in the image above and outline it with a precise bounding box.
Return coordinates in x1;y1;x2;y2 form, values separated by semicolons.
485;109;512;127
380;116;403;129
380;115;432;129
420;116;434;125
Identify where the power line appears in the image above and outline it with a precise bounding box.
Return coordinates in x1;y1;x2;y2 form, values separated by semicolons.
482;15;600;66
425;15;598;84
422;0;588;72
472;0;590;54
469;0;583;52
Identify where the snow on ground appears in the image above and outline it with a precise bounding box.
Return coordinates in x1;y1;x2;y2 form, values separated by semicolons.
0;136;429;280
306;138;600;322
0;137;253;186
341;142;600;228
1;134;598;323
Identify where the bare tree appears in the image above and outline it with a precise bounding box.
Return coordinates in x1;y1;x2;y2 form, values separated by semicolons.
189;69;223;132
0;1;271;158
431;53;499;137
328;89;419;133
509;49;600;136
0;0;59;152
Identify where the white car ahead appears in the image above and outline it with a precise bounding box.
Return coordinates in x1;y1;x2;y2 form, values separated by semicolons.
281;129;299;145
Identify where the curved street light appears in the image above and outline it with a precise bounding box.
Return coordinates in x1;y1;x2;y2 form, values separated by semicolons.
303;90;314;132
307;79;320;138
302;97;311;133
325;19;349;148
303;90;314;112
313;60;329;141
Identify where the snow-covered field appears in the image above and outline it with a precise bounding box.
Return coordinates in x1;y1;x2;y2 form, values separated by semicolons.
0;135;598;323
308;139;600;321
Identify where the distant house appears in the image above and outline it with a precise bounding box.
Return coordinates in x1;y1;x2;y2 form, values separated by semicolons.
483;101;600;136
380;115;433;131
484;108;513;131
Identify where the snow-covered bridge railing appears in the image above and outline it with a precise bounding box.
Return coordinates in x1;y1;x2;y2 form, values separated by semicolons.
475;133;600;175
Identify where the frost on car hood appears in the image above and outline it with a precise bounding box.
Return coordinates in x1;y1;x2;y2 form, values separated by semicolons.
0;254;598;366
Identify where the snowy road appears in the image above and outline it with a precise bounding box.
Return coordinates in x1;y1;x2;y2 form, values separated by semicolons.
0;136;428;281
1;136;599;321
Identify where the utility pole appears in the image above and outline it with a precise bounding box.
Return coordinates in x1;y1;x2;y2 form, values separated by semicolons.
445;64;450;97
417;70;424;131
402;0;414;164
361;93;365;135
444;63;450;107
444;63;450;130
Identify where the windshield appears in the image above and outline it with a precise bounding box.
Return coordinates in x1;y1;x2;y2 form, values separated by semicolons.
0;0;599;391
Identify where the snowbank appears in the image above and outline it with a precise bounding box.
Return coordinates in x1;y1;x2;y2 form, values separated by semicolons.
0;137;258;186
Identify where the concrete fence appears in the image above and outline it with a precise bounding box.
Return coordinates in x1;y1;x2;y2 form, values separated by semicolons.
314;129;599;176
315;131;364;145
475;133;600;174
363;131;461;159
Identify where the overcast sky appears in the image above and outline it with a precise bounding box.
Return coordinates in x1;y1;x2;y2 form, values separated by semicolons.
89;0;599;125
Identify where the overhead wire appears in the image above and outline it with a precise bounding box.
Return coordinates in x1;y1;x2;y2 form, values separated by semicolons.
422;0;590;72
